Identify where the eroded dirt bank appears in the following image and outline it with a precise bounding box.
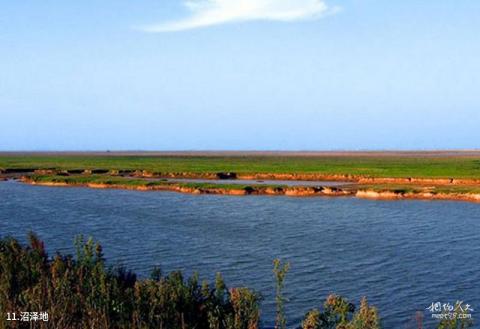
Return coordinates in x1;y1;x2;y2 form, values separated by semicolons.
3;166;480;202
18;176;480;203
354;190;480;202
21;177;351;197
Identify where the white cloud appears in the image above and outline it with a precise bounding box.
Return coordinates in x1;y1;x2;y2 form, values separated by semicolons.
139;0;338;32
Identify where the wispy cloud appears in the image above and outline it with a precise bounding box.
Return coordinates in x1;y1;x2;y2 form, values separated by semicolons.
139;0;338;32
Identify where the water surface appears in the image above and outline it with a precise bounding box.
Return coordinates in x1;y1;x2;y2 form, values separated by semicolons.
158;178;349;187
0;181;478;328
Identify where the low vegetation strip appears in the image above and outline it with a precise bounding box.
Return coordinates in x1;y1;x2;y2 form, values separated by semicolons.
2;154;480;179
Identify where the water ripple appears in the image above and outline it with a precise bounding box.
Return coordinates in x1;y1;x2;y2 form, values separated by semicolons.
1;181;479;328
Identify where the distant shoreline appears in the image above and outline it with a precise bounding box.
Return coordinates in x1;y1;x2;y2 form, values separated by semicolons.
3;152;480;203
11;174;480;203
2;150;480;158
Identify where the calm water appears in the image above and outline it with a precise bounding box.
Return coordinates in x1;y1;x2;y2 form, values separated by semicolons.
160;178;349;187
1;181;479;328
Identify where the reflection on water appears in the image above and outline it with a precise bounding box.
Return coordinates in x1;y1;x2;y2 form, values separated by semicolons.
157;178;350;187
0;181;479;328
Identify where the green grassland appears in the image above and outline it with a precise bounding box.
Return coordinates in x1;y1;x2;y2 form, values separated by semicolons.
2;154;480;178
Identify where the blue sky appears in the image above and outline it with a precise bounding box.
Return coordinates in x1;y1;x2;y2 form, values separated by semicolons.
1;0;479;150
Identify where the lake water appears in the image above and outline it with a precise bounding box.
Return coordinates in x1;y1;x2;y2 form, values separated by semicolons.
159;178;349;187
1;180;479;328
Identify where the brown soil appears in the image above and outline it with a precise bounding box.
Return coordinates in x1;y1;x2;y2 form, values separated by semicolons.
21;177;480;203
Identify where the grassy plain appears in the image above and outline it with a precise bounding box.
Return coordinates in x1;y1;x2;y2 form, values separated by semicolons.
2;152;480;179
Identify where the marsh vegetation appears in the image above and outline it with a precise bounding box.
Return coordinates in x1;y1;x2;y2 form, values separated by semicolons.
1;234;473;329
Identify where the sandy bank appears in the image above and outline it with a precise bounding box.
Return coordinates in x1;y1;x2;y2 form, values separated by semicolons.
355;190;480;202
20;177;480;203
24;178;350;197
